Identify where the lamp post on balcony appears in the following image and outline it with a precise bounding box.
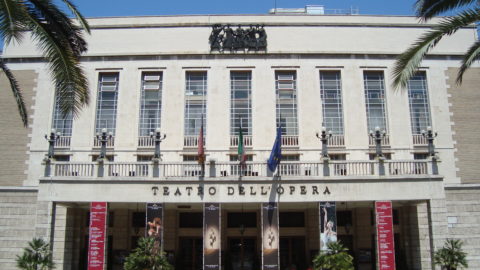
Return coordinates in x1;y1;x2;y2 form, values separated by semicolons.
96;128;113;177
316;127;332;176
370;127;386;158
44;129;61;177
150;128;166;177
370;127;386;176
422;126;439;175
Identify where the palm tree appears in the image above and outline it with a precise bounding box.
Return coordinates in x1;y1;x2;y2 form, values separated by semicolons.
16;238;55;270
0;0;90;126
313;241;354;270
434;239;468;270
123;237;172;270
392;0;480;89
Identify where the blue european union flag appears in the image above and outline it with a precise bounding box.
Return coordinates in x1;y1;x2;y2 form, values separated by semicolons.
267;127;282;172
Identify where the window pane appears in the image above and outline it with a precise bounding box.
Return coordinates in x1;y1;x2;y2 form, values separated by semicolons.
364;71;388;132
276;71;298;135
320;71;344;134
139;72;162;136
95;73;119;135
185;72;207;136
407;72;431;134
231;71;252;135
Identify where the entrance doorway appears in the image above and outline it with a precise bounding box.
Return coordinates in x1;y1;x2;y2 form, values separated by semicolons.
176;237;202;270
227;237;258;270
280;237;306;270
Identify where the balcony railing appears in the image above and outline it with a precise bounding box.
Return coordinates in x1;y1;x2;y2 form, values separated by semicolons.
94;136;115;147
46;159;436;179
412;134;428;146
230;135;252;147
138;136;155;148
54;136;71;148
328;135;345;147
368;135;390;146
281;135;299;147
184;136;205;148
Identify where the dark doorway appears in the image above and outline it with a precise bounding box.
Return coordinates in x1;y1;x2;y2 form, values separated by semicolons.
176;237;203;270
280;236;306;270
227;237;258;270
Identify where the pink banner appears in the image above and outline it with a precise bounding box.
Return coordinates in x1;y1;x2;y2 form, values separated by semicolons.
87;202;107;270
375;201;396;270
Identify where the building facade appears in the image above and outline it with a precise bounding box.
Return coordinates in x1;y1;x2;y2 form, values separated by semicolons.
1;12;479;270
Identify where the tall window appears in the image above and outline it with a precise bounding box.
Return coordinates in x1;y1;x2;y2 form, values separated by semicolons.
139;72;163;136
407;72;431;134
95;73;119;135
275;71;298;135
320;71;344;134
51;91;73;136
184;71;207;136
230;71;252;135
364;71;388;132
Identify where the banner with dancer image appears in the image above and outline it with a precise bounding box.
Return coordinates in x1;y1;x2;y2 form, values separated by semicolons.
204;203;221;270
146;203;164;247
320;201;337;250
262;202;279;270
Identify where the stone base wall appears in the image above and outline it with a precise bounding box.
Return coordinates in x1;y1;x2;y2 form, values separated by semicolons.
0;190;38;270
445;187;480;269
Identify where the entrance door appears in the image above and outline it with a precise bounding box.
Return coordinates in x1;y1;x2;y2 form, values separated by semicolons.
177;237;203;270
227;237;258;270
280;237;306;270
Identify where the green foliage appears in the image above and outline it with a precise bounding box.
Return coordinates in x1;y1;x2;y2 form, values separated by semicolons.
16;238;55;270
0;0;90;126
313;241;354;270
123;237;172;270
434;239;468;270
392;1;480;89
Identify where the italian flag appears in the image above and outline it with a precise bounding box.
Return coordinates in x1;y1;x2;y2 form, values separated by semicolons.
238;127;246;165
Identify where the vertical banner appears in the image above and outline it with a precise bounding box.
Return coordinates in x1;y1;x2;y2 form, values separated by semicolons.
146;203;164;249
87;202;107;270
262;202;279;270
319;202;337;250
204;203;221;270
375;201;396;270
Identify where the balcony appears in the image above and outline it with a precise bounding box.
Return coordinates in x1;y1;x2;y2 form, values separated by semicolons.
230;135;252;147
281;135;299;147
94;136;115;147
368;134;390;146
54;136;71;148
412;134;428;146
184;136;205;148
138;136;155;148
44;159;437;180
328;134;345;147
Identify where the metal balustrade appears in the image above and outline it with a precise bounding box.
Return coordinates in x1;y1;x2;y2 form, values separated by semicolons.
412;134;428;145
45;159;436;179
230;135;252;147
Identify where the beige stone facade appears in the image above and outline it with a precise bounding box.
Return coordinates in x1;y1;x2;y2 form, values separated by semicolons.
0;13;479;270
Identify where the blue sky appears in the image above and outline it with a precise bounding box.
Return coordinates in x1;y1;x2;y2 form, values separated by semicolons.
74;0;420;17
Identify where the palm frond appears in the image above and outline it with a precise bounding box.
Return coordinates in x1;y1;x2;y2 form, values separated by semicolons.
0;58;28;126
24;4;89;117
27;0;88;55
0;0;28;44
456;39;480;84
61;0;91;34
415;0;478;20
392;8;480;90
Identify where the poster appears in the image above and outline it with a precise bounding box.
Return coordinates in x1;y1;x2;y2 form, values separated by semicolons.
375;201;396;270
146;203;164;248
262;202;279;270
204;203;221;270
87;202;107;270
320;201;337;250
